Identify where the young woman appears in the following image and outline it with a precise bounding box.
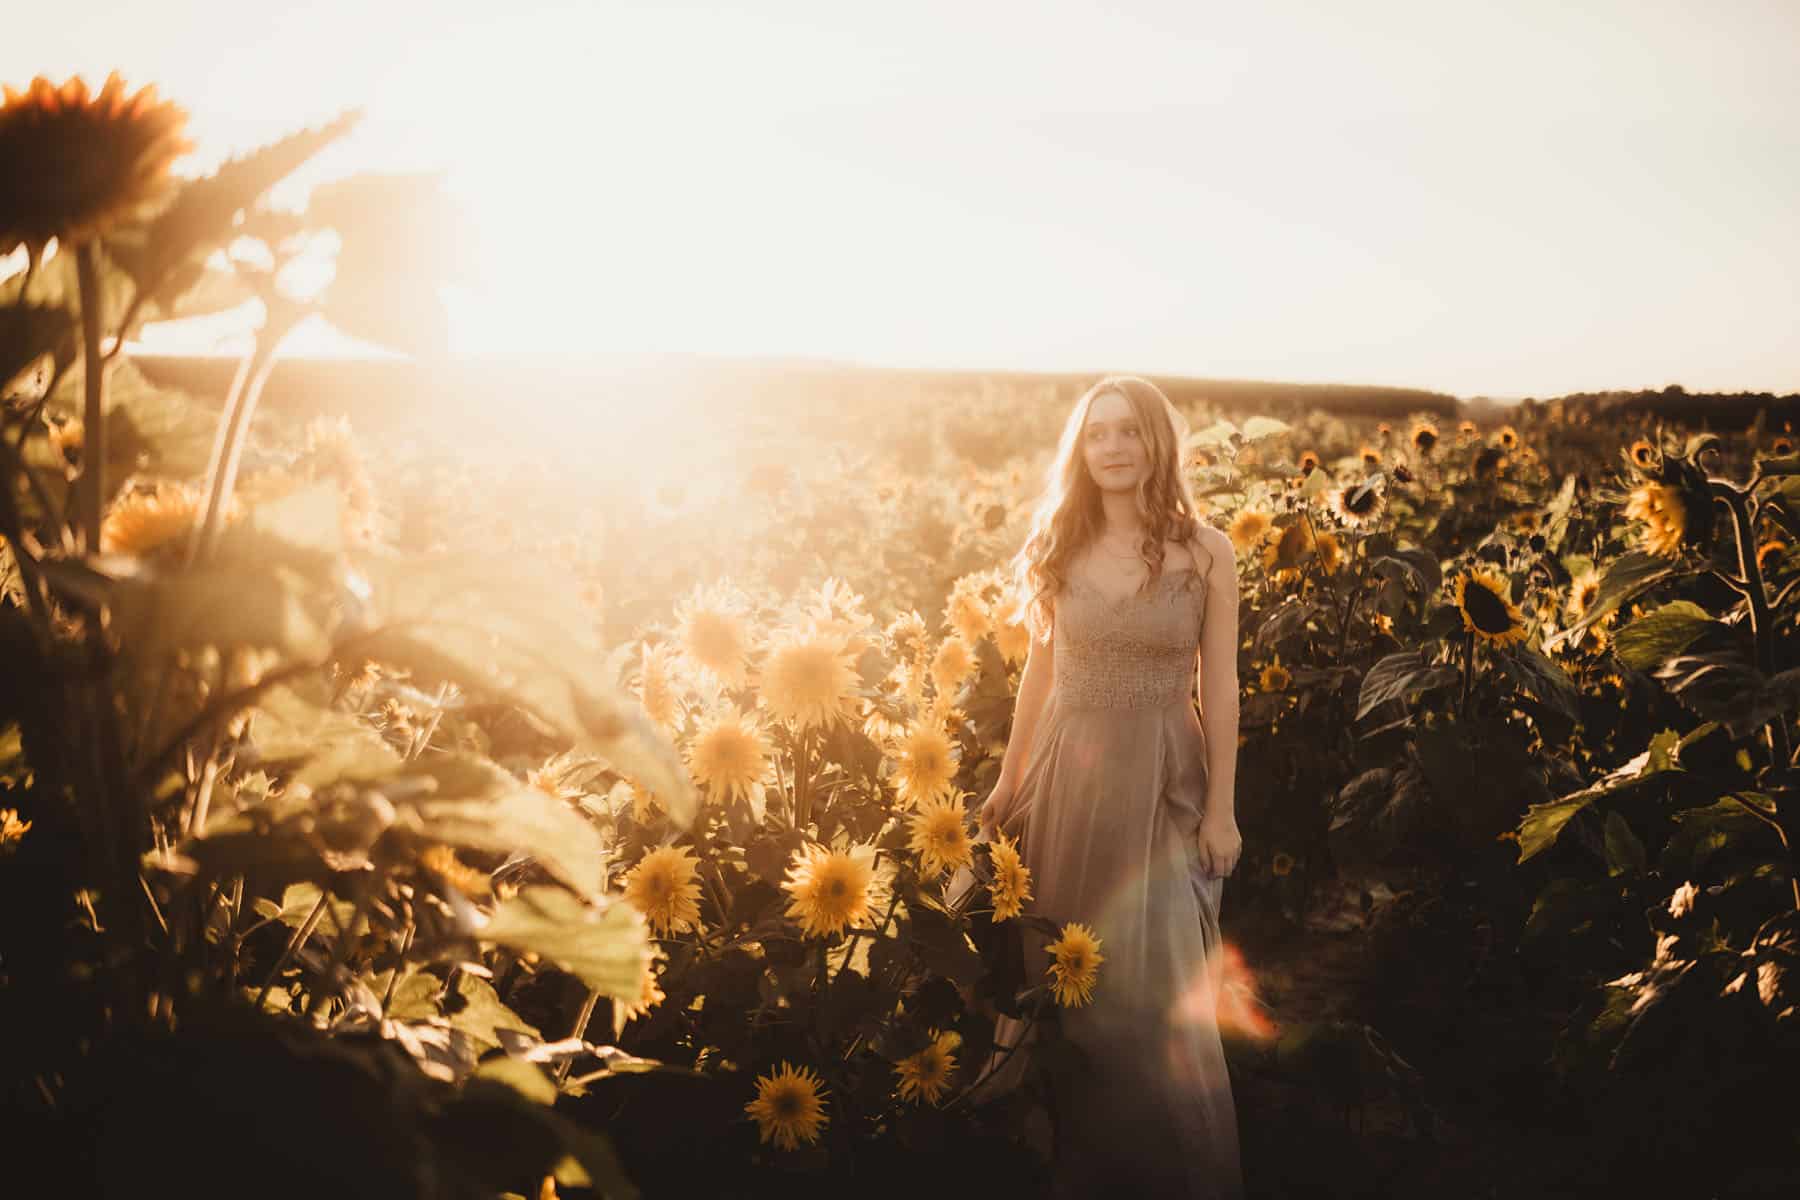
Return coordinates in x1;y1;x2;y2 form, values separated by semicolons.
974;375;1245;1198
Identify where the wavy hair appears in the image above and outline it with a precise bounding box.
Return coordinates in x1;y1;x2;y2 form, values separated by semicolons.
1007;375;1213;644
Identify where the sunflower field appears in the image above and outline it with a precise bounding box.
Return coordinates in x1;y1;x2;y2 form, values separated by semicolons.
4;79;1800;1199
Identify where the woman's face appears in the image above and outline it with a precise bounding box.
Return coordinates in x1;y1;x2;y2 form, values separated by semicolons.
1081;389;1148;493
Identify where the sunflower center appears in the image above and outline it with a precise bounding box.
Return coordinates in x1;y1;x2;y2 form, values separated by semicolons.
1463;582;1515;634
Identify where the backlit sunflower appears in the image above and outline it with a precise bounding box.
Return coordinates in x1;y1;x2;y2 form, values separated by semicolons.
930;635;977;699
636;641;678;728
1629;438;1660;470
895;1031;959;1105
1327;481;1385;528
757;623;861;730
673;583;753;690
1296;450;1321;476
992;605;1032;666
944;575;991;645
1409;420;1439;457
0;72;193;256
1623;482;1687;558
1259;660;1290;692
615;949;666;1029
885;609;930;662
890;717;959;809
622;844;704;937
1228;508;1272;552
1046;922;1104;1007
804;576;876;657
989;833;1032;921
782;842;876;938
1313;531;1343;574
99;483;220;556
1453;568;1529;648
908;794;973;876
685;703;772;809
745;1061;830;1151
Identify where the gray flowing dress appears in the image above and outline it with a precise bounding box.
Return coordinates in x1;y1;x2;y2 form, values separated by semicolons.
980;565;1244;1199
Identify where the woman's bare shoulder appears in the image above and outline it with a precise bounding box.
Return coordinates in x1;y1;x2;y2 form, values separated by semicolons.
1177;525;1233;578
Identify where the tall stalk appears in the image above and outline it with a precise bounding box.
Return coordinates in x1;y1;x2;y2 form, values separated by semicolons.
73;242;106;552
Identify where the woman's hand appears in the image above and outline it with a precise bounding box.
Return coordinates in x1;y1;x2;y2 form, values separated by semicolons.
1197;810;1242;877
977;781;1016;838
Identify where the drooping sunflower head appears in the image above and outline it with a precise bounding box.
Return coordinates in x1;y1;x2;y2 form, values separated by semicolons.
684;703;772;809
890;717;959;809
757;622;861;731
1227;508;1273;553
673;582;754;691
1410;420;1439;457
908;794;973;877
1453;568;1529;648
1046;922;1105;1007
0;72;193;256
894;1031;960;1106
1313;531;1343;574
1261;520;1316;571
99;483;214;557
622;844;704;937
744;1061;830;1151
1623;481;1688;558
988;833;1033;922
781;842;876;938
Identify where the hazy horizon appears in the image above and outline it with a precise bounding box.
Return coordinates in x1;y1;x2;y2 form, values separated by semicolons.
9;1;1797;400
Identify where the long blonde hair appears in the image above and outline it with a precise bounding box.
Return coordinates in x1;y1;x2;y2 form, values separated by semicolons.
1009;375;1212;643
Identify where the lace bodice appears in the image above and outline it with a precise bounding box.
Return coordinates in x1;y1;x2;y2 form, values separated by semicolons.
1053;567;1206;709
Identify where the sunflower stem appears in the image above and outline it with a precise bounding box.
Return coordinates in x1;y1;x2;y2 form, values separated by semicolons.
72;240;106;553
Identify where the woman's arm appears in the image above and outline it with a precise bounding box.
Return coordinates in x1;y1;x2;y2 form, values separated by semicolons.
1196;526;1240;821
978;614;1055;832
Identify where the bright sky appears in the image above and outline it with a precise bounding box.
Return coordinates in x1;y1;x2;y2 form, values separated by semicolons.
9;0;1798;398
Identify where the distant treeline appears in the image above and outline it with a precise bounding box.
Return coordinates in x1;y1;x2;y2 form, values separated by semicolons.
132;354;1797;434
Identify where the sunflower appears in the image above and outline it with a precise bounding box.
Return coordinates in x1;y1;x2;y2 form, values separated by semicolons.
1313;531;1343;574
1359;444;1382;469
988;833;1033;921
992;606;1032;666
1565;572;1601;621
1453;568;1529;648
622;844;704;937
614;946;666;1030
0;72;193;256
757;623;861;731
908;794;973;876
1629;437;1660;470
1259;660;1290;692
637;641;679;728
1623;482;1687;558
1771;436;1795;458
885;609;930;662
1757;540;1787;576
1513;510;1542;535
1270;851;1295;877
1409;420;1439;457
1458;419;1479;442
417;844;491;898
1327;482;1385;528
944;575;991;645
1472;445;1506;480
1296;450;1321;476
930;635;977;699
98;483;211;556
745;1062;830;1151
608;777;662;825
1496;425;1520;451
1046;922;1104;1007
782;842;876;938
895;1031;960;1105
0;807;31;855
673;583;753;690
890;717;959;809
804;576;877;657
685;703;772;808
1261;521;1315;572
1376;421;1393;440
1227;508;1273;553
